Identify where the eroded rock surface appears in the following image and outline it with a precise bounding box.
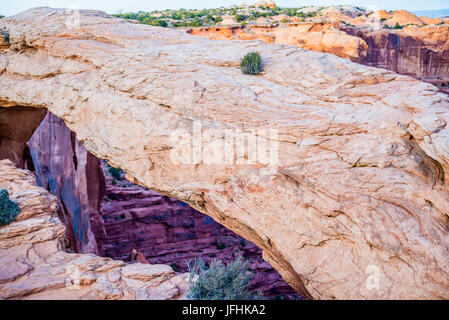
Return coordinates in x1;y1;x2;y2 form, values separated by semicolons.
0;159;188;300
0;8;449;299
26;111;106;255
0;107;46;167
101;166;301;299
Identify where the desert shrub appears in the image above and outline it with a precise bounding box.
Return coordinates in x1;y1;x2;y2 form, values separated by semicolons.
235;14;247;22
1;28;9;44
108;166;123;180
240;52;263;75
187;255;263;300
394;22;403;29
0;189;20;226
142;18;168;27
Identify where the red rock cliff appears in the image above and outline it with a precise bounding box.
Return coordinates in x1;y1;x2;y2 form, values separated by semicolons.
27;112;106;255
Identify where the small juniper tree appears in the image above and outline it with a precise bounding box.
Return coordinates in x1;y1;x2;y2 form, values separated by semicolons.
187;255;263;300
0;189;21;226
394;22;402;29
240;52;263;75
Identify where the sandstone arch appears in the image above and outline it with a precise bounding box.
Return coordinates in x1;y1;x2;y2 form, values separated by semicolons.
0;8;449;299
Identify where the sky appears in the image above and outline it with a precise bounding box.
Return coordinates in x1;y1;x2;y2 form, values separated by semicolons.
1;0;449;17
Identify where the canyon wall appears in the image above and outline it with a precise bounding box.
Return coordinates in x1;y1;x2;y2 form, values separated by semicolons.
101;168;301;298
27;112;106;255
188;23;449;89
345;26;449;82
0;8;449;299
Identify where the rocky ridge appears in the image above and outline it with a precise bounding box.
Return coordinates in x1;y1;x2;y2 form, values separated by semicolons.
186;7;449;90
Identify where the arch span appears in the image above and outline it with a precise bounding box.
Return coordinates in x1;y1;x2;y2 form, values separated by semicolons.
1;8;449;299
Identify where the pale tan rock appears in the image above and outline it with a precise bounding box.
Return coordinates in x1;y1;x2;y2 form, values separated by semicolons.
0;160;188;300
0;8;448;299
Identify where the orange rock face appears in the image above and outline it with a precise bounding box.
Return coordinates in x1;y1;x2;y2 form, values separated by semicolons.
188;24;368;62
188;13;449;86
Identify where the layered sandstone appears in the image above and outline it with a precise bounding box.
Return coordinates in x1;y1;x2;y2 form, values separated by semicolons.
24;110;300;298
0;8;449;299
345;25;449;82
101;166;301;299
188;23;368;62
27;112;106;255
0;107;46;167
0;159;188;300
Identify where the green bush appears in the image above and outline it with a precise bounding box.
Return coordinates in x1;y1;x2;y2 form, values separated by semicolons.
0;189;20;226
109;166;123;180
187;255;262;300
240;52;263;75
1;28;9;44
235;14;247;22
170;263;179;272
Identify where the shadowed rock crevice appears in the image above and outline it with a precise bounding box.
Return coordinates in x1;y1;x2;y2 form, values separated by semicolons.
0;106;46;167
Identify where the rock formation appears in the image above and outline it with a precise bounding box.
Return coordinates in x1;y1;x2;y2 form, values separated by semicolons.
188;23;368;62
101;166;301;299
0;107;46;167
0;159;188;300
187;9;449;89
27;112;106;255
0;8;449;299
344;25;449;83
25;110;300;299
